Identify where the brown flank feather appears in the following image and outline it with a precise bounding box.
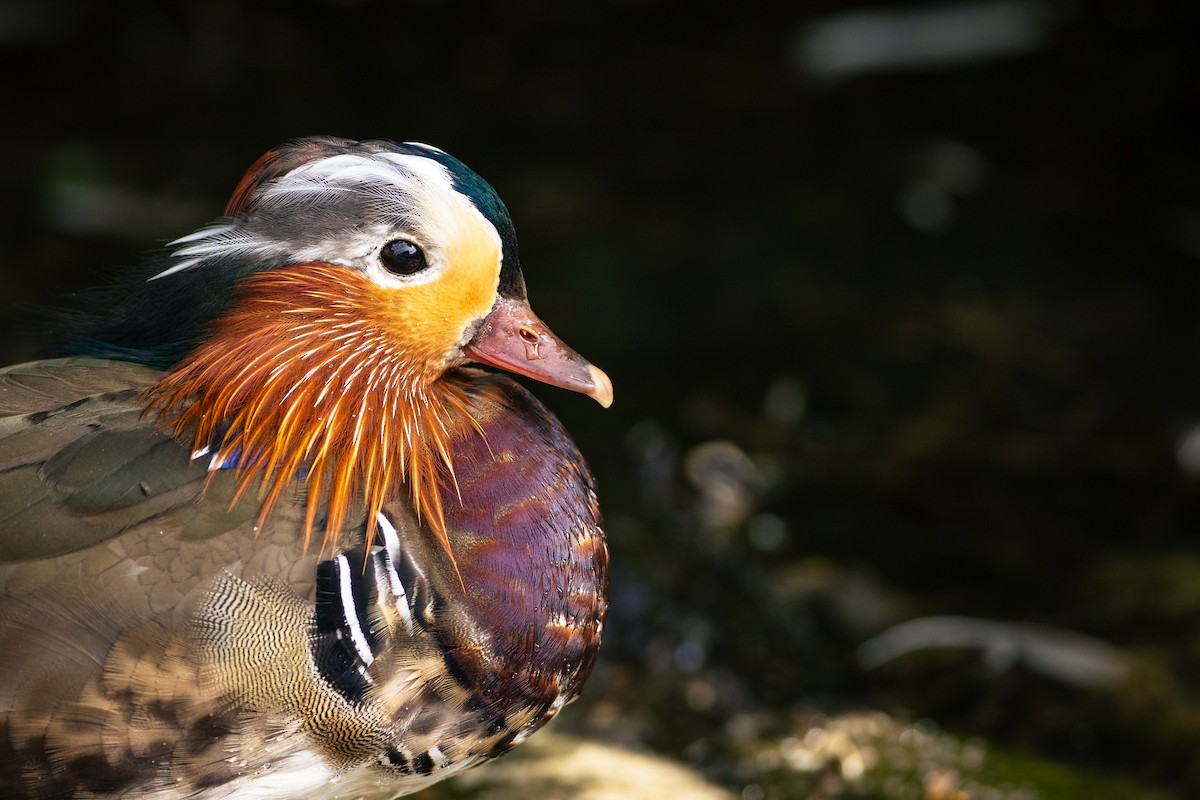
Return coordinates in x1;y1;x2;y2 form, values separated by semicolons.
144;264;486;560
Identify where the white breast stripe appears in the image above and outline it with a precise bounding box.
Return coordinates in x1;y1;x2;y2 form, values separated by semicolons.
377;512;402;567
335;554;375;666
376;512;415;635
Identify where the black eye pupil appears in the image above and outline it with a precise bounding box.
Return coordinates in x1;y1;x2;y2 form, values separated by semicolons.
380;240;427;276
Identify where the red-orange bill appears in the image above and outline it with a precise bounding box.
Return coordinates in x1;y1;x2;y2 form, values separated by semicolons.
465;296;613;408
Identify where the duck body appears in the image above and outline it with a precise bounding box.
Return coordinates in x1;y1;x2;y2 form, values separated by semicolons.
0;139;610;799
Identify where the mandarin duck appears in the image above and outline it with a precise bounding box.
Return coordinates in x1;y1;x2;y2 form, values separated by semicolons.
0;137;612;800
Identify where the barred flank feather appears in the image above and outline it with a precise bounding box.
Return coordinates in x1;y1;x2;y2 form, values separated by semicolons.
145;264;484;560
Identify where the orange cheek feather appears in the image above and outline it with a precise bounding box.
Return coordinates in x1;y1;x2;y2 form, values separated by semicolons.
145;253;500;562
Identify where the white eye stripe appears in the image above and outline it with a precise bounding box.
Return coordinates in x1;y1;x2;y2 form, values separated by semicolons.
151;227;275;280
400;141;447;155
171;224;235;246
261;153;453;206
148;151;498;289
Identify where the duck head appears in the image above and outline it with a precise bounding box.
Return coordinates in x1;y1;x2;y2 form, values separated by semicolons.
72;137;611;555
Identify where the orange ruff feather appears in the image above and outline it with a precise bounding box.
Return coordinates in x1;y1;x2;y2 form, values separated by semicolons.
145;264;485;559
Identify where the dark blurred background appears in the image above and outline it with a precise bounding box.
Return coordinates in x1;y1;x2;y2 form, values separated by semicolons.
3;1;1199;797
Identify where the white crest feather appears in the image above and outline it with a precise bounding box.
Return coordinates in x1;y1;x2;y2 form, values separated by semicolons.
146;150;499;292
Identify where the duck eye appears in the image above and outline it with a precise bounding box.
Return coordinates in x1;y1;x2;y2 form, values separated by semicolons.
380;239;428;276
